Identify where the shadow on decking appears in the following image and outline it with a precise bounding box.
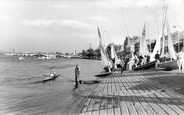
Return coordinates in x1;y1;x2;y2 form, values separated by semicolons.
125;71;184;96
77;92;184;113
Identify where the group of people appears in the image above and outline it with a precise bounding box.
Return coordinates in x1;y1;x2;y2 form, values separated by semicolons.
133;52;151;68
106;57;129;74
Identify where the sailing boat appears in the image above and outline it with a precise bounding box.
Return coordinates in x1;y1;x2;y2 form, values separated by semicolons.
110;43;120;69
95;26;112;77
152;4;178;70
133;22;156;71
158;19;178;70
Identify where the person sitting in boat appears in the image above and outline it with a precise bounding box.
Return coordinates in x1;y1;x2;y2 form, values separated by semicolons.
49;68;55;77
155;51;160;70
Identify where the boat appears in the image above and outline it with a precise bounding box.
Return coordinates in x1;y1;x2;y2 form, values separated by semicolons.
80;80;101;84
159;60;178;70
95;71;112;77
97;25;112;73
133;61;156;71
42;74;60;82
158;8;178;71
133;22;156;70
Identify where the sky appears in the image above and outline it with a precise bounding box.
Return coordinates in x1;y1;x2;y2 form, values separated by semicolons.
0;0;184;53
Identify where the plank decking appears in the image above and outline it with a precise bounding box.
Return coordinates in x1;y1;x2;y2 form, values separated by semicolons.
67;71;184;115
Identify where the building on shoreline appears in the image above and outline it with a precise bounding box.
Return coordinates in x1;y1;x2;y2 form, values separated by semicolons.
133;30;183;53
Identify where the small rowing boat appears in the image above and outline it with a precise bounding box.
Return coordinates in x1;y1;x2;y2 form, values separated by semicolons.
42;74;60;82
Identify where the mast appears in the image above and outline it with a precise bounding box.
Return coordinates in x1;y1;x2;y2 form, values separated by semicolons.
160;1;168;57
121;7;129;37
145;6;151;52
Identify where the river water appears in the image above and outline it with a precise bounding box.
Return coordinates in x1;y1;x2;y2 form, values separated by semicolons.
0;55;102;115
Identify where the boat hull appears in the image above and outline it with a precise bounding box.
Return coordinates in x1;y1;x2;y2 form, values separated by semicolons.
159;60;178;71
42;75;60;82
95;72;111;77
133;61;156;71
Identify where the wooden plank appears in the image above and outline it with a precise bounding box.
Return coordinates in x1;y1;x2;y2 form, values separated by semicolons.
134;75;170;115
123;73;167;115
154;91;184;115
112;75;121;115
85;86;100;115
123;75;148;115
116;75;130;115
135;75;177;115
76;85;98;114
118;75;138;115
99;80;107;115
79;84;99;115
131;75;157;115
106;75;114;115
67;91;86;114
140;75;184;115
91;80;105;115
99;77;108;115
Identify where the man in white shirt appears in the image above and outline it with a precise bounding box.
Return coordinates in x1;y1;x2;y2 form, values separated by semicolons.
178;47;184;73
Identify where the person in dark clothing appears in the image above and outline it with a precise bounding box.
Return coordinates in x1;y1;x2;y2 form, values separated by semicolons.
147;54;150;63
120;58;125;74
155;51;160;70
112;58;116;70
75;64;80;88
138;54;143;65
124;57;129;71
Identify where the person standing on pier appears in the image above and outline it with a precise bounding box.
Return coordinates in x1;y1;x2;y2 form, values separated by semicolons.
124;57;129;71
75;64;80;88
120;57;125;74
178;47;184;73
155;51;160;71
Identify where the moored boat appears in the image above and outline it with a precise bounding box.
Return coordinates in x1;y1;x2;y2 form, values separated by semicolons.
133;61;156;71
159;60;178;71
95;71;112;77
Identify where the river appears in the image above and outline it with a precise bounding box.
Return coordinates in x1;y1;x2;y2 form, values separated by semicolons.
0;55;102;114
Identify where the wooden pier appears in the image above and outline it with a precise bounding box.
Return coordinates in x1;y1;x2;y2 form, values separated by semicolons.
66;70;184;115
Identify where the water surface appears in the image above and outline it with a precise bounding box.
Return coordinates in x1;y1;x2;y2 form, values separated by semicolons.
0;56;102;114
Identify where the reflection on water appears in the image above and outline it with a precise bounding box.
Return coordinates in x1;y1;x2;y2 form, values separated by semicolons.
0;56;102;114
